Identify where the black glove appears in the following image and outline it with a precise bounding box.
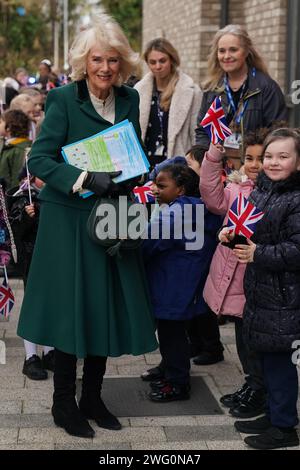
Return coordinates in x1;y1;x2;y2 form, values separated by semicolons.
82;171;122;197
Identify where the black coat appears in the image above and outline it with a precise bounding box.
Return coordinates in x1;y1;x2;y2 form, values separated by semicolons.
195;70;287;148
243;171;300;352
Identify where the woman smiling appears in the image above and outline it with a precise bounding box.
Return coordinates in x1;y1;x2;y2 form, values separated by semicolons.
195;25;287;160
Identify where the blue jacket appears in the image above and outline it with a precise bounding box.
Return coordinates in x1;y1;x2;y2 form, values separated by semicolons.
143;196;222;320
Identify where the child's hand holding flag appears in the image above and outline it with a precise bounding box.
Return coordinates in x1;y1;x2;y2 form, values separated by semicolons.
200;96;232;145
221;194;264;251
233;239;256;263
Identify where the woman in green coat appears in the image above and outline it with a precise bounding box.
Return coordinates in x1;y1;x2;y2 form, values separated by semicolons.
17;13;157;439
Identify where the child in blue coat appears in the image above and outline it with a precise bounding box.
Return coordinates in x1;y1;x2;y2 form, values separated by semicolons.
143;164;222;401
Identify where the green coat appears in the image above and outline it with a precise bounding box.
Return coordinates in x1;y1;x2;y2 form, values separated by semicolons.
17;80;157;358
0;140;31;190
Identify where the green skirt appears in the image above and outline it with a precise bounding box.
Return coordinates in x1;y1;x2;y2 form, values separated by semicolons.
17;201;157;358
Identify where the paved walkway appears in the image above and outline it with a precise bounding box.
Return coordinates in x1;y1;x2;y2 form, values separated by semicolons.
0;278;299;450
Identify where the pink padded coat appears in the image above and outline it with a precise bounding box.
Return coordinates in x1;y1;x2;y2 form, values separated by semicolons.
200;144;255;318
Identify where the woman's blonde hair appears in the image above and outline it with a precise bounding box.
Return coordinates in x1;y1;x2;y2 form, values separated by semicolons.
143;38;180;112
203;24;269;92
69;13;140;85
10;94;34;111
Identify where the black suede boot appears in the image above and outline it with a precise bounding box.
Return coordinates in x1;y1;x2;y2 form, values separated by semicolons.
52;349;95;438
79;355;121;431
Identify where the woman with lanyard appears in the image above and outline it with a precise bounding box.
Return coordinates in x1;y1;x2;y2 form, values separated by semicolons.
135;38;202;170
195;24;287;161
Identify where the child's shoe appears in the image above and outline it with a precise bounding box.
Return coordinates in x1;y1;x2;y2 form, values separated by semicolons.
220;383;250;408
42;350;55;372
150;379;168;390
148;383;190;402
193;350;224;365
229;388;266;418
141;365;164;382
22;355;48;380
234;415;271;434
244;426;299;449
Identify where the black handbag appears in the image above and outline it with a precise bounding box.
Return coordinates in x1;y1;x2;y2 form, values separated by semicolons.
87;197;147;257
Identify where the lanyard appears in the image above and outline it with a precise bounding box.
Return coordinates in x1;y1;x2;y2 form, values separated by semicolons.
154;90;165;144
224;75;248;125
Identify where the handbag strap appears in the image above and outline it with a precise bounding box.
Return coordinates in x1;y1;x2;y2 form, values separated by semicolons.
106;240;124;258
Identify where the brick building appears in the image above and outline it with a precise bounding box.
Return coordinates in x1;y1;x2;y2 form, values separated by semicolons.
142;0;300;124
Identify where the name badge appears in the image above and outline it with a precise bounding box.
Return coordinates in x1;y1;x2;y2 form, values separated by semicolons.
155;144;164;156
224;133;241;150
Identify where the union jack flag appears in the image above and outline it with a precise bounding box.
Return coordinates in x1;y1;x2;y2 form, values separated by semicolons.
0;277;15;318
19;179;30;191
227;194;264;239
133;181;155;204
200;97;232;145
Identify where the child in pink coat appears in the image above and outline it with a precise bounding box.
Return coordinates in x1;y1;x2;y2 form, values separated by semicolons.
200;129;268;419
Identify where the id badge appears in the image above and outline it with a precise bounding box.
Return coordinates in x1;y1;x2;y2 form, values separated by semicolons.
224;133;241;150
156;144;164;156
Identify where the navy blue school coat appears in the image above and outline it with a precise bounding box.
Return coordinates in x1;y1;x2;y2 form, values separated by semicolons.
143;196;222;320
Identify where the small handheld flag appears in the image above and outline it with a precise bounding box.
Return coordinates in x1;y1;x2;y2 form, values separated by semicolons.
227;194;264;239
0;267;15;318
133;181;155;204
200;97;232;145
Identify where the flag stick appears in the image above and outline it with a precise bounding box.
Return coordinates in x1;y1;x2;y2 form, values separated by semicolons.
2;264;8;284
24;148;32;205
0;182;17;264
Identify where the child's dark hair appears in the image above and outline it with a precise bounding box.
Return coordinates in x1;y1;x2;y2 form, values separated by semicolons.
185;145;207;165
3;109;29;138
244;128;269;149
157;164;200;197
263;128;300;158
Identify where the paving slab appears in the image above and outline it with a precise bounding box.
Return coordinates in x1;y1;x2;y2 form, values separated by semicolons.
0;429;18;445
3;279;296;451
133;441;208;450
206;440;250;450
54;442;132;450
18;427;92;445
22;401;52;414
164;425;240;442
130;416;199;427
0;413;54;428
0;401;22;414
0;376;25;389
92;427;167;445
0;444;55;450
